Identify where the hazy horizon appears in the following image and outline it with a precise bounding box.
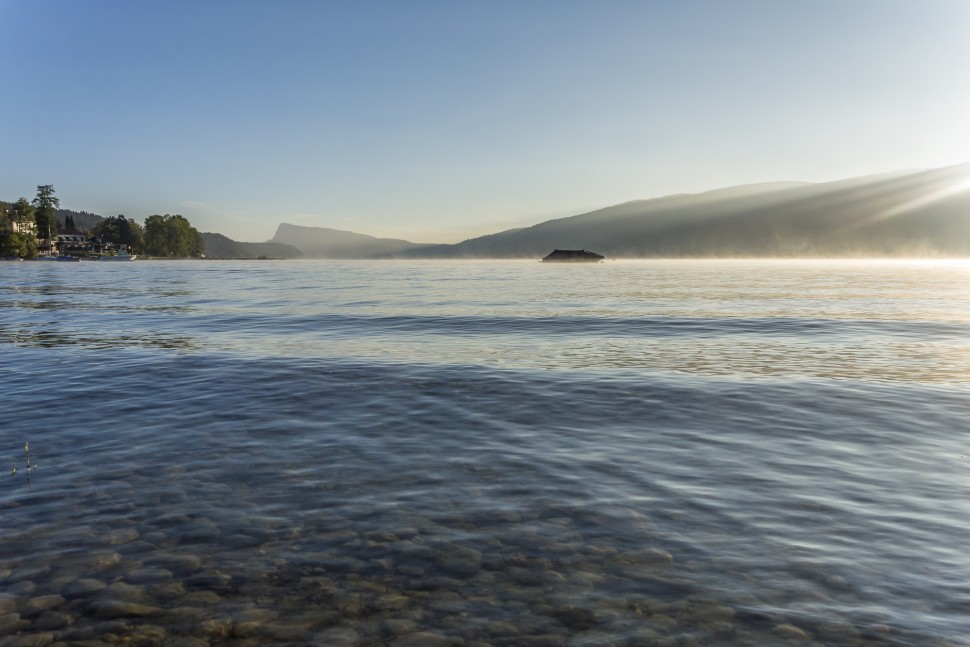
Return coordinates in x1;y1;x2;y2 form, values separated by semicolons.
2;0;968;243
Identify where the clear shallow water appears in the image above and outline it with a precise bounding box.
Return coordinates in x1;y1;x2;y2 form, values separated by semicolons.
1;259;969;646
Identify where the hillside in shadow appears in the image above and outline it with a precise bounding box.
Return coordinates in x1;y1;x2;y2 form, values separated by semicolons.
201;232;304;259
393;163;970;258
269;223;427;258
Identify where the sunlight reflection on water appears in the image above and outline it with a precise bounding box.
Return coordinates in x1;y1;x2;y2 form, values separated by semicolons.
1;259;969;645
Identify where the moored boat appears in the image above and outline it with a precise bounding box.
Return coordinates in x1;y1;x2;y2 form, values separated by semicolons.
36;254;80;262
100;250;138;261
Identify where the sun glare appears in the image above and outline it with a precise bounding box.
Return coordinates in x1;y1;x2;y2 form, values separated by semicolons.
952;176;970;195
876;170;970;221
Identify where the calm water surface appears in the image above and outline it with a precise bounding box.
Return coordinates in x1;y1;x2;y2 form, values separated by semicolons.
1;259;969;646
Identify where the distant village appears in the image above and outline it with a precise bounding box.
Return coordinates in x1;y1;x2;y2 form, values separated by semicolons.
1;185;204;261
2;215;134;260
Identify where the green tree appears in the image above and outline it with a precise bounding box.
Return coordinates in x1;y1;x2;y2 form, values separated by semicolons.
143;214;204;258
11;198;36;226
1;198;39;258
0;201;8;254
117;216;144;253
1;231;39;259
0;202;9;257
95;215;145;253
94;216;120;243
32;184;60;243
143;214;167;256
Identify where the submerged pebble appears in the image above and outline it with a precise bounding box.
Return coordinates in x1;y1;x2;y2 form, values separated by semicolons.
2;260;966;647
0;612;29;634
17;595;64;619
89;599;162;619
61;578;107;599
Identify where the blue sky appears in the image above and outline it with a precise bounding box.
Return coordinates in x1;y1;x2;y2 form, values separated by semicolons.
2;0;968;243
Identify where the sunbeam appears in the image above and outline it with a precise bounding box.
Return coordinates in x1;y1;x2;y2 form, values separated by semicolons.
875;167;970;222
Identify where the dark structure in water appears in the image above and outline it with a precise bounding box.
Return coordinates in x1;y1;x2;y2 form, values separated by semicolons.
541;249;605;263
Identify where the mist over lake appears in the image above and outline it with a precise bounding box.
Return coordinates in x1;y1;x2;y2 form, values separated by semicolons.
2;259;969;646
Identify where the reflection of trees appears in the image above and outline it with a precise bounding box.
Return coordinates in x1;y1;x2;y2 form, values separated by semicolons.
1;259;205;352
0;324;197;351
1;299;192;314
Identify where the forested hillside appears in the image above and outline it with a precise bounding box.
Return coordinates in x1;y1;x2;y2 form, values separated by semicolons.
201;233;304;259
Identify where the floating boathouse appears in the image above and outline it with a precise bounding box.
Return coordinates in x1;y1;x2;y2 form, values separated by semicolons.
540;249;605;263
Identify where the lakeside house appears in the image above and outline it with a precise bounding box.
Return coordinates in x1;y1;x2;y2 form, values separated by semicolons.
55;229;87;255
1;212;132;258
2;210;36;240
541;249;605;263
9;217;36;236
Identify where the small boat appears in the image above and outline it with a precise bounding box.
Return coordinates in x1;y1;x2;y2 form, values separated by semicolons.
100;250;138;261
36;254;80;262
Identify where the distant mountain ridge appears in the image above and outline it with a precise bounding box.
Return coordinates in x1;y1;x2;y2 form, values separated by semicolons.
382;164;970;258
10;162;970;259
200;232;303;259
269;163;970;259
394;164;970;258
55;208;104;231
269;223;427;258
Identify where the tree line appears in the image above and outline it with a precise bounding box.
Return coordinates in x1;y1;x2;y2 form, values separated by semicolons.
1;185;205;259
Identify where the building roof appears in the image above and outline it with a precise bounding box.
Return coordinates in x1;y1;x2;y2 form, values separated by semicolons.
540;249;605;262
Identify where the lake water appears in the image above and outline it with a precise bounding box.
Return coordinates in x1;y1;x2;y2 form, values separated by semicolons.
1;258;969;646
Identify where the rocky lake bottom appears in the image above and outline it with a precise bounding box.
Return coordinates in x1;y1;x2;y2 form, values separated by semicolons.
2;259;969;645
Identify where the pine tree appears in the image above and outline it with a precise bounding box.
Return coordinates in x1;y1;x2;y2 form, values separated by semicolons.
32;184;60;242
